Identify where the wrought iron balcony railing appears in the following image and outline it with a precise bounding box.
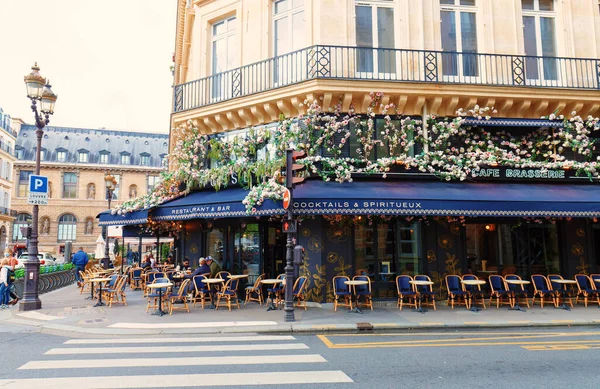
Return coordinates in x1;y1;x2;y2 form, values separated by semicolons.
173;45;600;113
0;140;13;155
0;207;17;217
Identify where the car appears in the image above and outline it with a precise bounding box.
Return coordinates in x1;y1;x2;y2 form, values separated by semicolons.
15;252;57;268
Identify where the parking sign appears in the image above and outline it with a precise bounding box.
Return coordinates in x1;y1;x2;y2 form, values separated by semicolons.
28;175;48;205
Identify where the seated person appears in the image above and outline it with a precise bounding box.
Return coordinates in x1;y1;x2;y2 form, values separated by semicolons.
187;258;210;278
206;256;221;278
165;255;174;266
140;255;152;270
180;258;192;271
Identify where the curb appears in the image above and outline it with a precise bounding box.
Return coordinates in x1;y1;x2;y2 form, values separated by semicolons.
6;318;597;337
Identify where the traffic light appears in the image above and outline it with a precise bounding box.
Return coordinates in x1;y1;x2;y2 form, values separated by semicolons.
285;149;307;189
282;219;297;233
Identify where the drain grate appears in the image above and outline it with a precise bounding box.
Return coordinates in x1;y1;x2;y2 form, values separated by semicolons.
356;322;373;331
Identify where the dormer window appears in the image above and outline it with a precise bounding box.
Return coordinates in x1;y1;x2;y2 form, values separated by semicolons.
99;150;110;164
15;148;24;159
160;154;168;167
40;149;47;160
120;153;131;165
140;153;150;166
57;150;67;162
78;149;89;163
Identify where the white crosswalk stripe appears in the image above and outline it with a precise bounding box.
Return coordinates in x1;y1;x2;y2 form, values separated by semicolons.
4;334;353;388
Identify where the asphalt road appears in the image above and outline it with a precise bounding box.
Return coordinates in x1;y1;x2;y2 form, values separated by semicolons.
1;327;599;388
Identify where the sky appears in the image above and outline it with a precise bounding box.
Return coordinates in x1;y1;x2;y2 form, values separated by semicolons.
0;0;177;134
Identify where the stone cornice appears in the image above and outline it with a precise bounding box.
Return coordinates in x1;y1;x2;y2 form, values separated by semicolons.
13;160;165;174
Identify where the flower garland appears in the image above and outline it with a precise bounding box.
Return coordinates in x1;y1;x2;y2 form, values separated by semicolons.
114;93;600;215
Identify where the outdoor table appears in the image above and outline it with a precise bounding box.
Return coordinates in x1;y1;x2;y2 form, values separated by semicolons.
409;280;434;314
504;279;530;312
261;279;283;311
461;279;487;312
146;282;173;317
344;280;369;314
202;278;225;309
551;279;577;311
89;277;112;307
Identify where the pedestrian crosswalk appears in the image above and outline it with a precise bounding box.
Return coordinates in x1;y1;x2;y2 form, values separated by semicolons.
0;334;353;388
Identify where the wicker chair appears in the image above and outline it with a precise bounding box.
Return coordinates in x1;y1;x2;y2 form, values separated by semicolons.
531;274;555;308
414;275;436;310
575;274;600;307
168;279;191;315
505;274;530;308
192;275;211;309
396;275;417;310
293;276;309;310
333;276;352;311
446;275;468;309
461;274;486;309
352;275;372;311
245;273;265;305
489;275;513;308
215;278;241;311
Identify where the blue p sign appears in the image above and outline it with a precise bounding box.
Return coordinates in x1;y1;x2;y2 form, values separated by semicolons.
28;175;48;194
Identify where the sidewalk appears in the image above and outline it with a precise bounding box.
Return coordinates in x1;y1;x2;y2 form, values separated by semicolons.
3;285;600;336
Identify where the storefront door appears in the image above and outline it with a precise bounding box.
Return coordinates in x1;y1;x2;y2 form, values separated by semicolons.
263;224;287;278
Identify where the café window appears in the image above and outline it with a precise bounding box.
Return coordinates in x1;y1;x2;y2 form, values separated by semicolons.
12;213;31;241
58;214;77;241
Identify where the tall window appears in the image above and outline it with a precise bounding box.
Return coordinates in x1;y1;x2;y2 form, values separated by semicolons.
120;154;131;165
39;150;46;160
147;175;160;193
12;213;31;241
273;0;307;83
100;152;110;164
62;172;78;199
440;0;478;77
355;0;395;75
211;16;237;100
522;0;557;81
58;214;77;241
57;150;67;162
15;148;24;159
4;162;10;180
17;170;32;197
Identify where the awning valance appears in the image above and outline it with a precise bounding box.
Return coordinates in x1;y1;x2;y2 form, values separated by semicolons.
98;209;150;226
292;180;600;218
152;188;285;221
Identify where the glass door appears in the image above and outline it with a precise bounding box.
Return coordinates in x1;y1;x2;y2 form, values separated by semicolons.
355;1;396;78
440;0;479;81
354;222;397;298
211;16;237;101
234;223;262;285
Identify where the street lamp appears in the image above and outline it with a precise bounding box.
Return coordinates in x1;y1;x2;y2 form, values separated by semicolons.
20;63;57;311
102;173;117;269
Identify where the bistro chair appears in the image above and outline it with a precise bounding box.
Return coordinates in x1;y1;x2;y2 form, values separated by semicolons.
414;275;436;310
215;278;241;311
333;276;352;311
217;271;231;281
591;274;600;291
396;275;417;310
129;267;143;290
104;275;128;307
352;275;373;311
143;271;158;297
168;279;191;315
489;275;513;308
462;274;486;309
245;273;265;305
79;271;92;294
293;276;309;310
146;278;171;313
270;274;286;307
446;275;469;309
575;274;600;307
505;274;530;308
548;274;574;308
531;274;555;308
192;275;211;309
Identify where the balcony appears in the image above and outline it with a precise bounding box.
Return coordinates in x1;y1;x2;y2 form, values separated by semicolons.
0;140;13;155
173;45;600;115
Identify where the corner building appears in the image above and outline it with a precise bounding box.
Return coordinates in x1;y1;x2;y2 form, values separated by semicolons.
120;0;600;301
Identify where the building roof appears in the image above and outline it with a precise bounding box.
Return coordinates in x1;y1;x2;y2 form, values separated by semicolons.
15;124;169;167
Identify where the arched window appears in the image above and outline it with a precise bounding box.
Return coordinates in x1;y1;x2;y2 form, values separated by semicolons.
12;213;31;241
58;214;77;241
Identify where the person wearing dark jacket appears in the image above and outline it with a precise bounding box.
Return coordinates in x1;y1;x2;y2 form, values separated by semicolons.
71;247;89;287
187;258;210;279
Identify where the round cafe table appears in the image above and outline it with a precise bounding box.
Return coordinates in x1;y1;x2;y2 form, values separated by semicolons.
202;278;225;309
146;282;173;316
409;280;434;314
460;279;487;312
504;279;530;311
344;280;369;314
551;279;577;311
89;277;112;307
261;279;283;311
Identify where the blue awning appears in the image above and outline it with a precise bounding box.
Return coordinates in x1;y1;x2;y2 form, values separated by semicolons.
152;187;286;221
98;209;150;226
292;180;600;218
463;117;562;128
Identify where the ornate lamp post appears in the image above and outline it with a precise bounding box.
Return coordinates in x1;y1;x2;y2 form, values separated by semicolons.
20;63;57;311
102;173;117;269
